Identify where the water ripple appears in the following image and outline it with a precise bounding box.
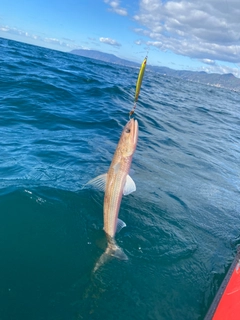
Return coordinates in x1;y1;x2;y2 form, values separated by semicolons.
1;37;240;320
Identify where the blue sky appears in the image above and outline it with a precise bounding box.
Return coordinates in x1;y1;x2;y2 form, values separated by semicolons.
1;0;240;77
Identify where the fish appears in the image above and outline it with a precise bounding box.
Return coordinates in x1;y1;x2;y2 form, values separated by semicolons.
86;118;138;271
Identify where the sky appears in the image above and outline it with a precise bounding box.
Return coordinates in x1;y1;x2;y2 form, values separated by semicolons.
1;0;240;77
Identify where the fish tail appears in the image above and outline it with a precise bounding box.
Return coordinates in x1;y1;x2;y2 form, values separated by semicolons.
93;239;128;273
108;240;128;260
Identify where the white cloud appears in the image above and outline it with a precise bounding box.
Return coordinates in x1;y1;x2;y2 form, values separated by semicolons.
0;26;10;32
200;59;216;66
134;0;240;63
44;37;77;49
99;37;121;47
201;63;240;78
104;0;128;16
0;25;40;40
0;24;78;49
45;37;59;43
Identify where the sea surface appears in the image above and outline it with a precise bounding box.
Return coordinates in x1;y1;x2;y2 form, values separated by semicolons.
0;37;240;320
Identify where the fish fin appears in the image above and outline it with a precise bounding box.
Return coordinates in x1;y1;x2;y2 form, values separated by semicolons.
93;240;128;273
93;251;110;273
111;244;128;260
84;173;107;191
123;175;136;195
116;218;126;233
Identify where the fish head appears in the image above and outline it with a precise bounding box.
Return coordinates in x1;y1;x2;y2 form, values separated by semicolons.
120;118;138;157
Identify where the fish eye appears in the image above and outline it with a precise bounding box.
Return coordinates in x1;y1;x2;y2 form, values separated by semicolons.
125;128;131;133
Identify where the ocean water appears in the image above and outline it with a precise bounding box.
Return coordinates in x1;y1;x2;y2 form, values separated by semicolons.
0;37;240;320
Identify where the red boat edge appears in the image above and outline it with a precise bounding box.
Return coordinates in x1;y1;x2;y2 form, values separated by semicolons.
204;246;240;320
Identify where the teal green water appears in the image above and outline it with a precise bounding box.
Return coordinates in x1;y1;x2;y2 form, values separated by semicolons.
0;37;240;320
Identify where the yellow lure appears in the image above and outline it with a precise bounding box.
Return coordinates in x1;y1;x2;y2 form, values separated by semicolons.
134;56;147;103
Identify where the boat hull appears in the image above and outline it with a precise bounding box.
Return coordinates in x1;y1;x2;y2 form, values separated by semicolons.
205;247;240;319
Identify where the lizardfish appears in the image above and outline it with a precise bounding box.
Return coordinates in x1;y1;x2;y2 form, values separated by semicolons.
86;118;138;271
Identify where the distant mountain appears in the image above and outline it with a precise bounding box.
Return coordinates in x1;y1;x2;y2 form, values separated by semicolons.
71;49;139;68
71;49;240;91
150;66;240;91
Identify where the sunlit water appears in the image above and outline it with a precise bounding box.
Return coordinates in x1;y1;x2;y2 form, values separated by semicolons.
0;37;240;320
